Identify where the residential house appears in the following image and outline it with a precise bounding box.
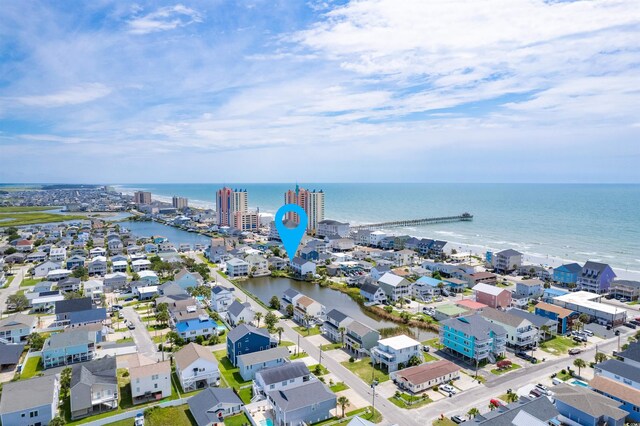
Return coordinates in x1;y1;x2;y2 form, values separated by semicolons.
0;313;37;343
245;254;269;275
70;356;118;420
34;260;62;278
55;297;107;328
440;315;507;364
267;256;287;271
137;270;160;285
480;308;537;350
159;281;187;297
322;309;353;343
282;288;300;304
26;251;47;263
226;257;249;278
237;346;290;381
57;276;81;292
130;358;172;404
293;295;324;325
89;247;106;257
107;238;123;252
300;247;319;261
371;334;422;372
359;282;387;304
226;324;274;366
468;271;498;286
87;256;107;276
15;239;34;252
226;300;255;327
111;260;128;273
317;219;350;238
291;257;316;277
49;247;66;262
176;314;219;342
0;374;59;426
175;343;220;392
210;286;234;313
131;259;151;272
553;383;627;426
391;360;460;394
103;272;127;292
46;268;72;282
515;279;543;299
493;249;522;273
577;261;617;294
66;255;86;270
445;278;468;293
267;380;336;426
188;388;243;426
42;329;96;369
610;280;640;301
254;362;314;396
83;279;104;301
553;263;582;286
377;272;412;302
174;269;204;291
465;395;558;425
591;357;640;421
472;283;512;309
412;276;446;300
534;301;575;335
370;265;391;280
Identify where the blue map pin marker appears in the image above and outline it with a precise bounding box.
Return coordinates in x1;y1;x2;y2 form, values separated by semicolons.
275;204;308;262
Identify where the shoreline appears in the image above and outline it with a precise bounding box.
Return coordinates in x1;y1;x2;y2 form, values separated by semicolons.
116;186;640;281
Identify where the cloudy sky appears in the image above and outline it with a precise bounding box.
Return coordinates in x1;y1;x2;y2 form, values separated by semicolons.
1;0;639;183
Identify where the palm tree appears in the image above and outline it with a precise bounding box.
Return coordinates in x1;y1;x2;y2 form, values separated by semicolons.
255;312;263;328
303;314;313;331
338;327;346;347
540;324;550;341
467;408;480;419
578;314;590;329
573;320;583;333
488;402;497;411
573;358;586;377
352;343;360;359
595;352;607;364
337;396;350;418
275;326;284;344
505;392;519;403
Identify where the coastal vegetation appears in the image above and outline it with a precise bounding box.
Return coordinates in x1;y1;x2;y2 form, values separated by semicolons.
0;211;86;227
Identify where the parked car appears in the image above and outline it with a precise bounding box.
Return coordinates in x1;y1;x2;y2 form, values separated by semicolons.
441;384;457;394
624;322;637;329
422;345;430;353
573;336;587;343
529;388;542;398
583;329;594;337
569;348;582;355
135;413;144;426
451;415;464;424
127;323;136;330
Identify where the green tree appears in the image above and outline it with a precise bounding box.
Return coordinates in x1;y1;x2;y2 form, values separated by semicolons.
337;396;350;418
269;295;281;310
72;266;88;279
286;304;294;317
595;352;607;364
275;326;284;344
189;286;210;298
156;310;170;328
264;312;278;330
60;367;72;398
255;312;263;328
303;314;313;331
407;355;422;367
27;332;45;350
573;358;586;377
399;311;411;324
339;327;346;347
7;294;28;311
4;247;17;255
467;408;480;419
540;324;550;341
505;392;519;403
578;314;590;328
49;417;65;426
64;291;84;300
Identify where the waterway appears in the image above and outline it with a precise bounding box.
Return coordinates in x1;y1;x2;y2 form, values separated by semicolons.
240;276;435;340
122;220;212;247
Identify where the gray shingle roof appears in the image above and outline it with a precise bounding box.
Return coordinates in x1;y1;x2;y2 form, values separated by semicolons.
227;323;270;343
481;308;529;328
283;288;299;299
497;249;522;257
557;263;582;274
266;380;335;412
596;358;640;383
360;282;380;295
44;330;93;350
227;300;252;317
237;346;289;366
553;382;627;420
508;309;556;328
616;341;640;363
70;356;117;412
326;309;350;324
256;362;309;385
442;314;507;339
0;342;25;365
55;297;92;314
188;387;242;426
469;395;558;425
0;374;57;415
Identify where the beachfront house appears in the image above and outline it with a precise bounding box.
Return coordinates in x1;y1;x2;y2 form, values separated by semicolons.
577;261;617;294
493;249;522;273
609;280;640;301
371;335;422;372
553;263;583;286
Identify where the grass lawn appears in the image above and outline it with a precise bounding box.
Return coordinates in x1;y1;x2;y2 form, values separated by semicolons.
341;357;389;383
423;352;438;362
389;392;432;409
237;387;253;404
4;275;14;287
21;355;42;379
224;412;252;426
20;277;42;287
0;212;86;227
144;405;196;426
490;363;522;375
313;407;382;426
291;351;308;360
556;370;572;381
540;336;580;355
117;337;134;344
213;350;252;390
104;419;134;426
330;382;349;392
293;325;321;336
423;338;444;350
321;342;343;351
433;418;457;426
0;206;59;212
279;340;295;347
309;364;329;376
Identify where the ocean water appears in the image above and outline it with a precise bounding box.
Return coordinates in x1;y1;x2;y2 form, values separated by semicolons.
114;183;640;272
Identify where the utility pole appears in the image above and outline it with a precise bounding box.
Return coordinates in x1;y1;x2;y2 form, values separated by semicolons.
371;379;378;417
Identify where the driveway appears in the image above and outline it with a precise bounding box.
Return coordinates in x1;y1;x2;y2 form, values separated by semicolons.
0;265;28;312
121;306;159;360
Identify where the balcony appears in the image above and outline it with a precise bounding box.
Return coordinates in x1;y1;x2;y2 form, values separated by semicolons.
372;348;395;363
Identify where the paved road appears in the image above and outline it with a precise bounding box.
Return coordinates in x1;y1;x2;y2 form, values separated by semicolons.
0;265;28;314
121;306;159;360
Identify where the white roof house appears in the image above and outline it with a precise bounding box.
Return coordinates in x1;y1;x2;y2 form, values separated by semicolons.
377;335;421;351
378;273;406;287
472;283;506;296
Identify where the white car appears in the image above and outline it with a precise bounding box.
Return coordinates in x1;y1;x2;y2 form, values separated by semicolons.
440;384;457;394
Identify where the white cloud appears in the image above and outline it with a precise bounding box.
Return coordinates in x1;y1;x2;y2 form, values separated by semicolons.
128;4;203;35
13;83;112;108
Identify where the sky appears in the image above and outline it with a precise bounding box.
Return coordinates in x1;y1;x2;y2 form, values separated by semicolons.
1;0;639;184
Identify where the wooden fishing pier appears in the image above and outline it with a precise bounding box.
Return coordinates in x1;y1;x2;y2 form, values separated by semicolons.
351;212;473;231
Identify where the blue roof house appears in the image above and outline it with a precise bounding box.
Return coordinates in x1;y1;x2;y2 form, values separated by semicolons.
226;324;275;366
176;315;220;342
553;263;583;286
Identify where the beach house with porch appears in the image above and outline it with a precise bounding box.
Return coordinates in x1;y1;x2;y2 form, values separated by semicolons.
440;314;507;365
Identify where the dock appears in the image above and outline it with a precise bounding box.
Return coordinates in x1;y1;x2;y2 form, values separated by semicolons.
351;212;473;231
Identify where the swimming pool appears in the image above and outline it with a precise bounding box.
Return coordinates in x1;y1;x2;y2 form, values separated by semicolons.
571;379;588;387
259;419;274;426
